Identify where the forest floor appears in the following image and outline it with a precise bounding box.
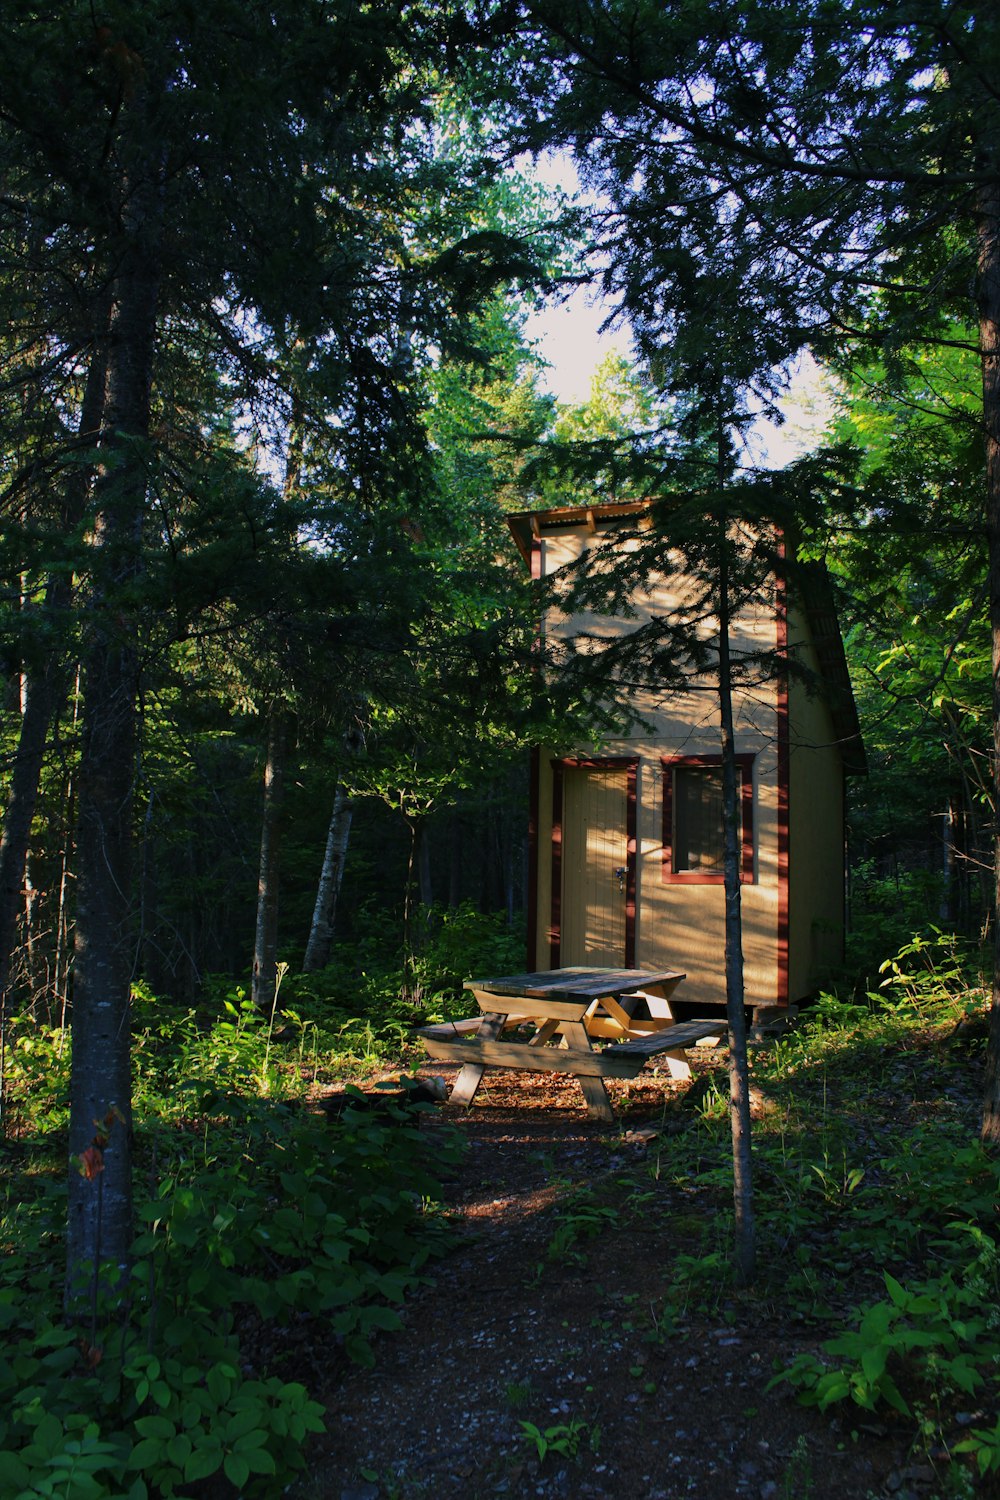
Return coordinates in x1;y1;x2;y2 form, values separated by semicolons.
289;1037;993;1500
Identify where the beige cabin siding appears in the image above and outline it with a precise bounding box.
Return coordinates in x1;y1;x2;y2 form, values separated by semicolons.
526;512;856;1012
533;518;784;1009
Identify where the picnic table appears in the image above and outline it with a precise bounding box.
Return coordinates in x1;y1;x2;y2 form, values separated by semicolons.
416;967;726;1123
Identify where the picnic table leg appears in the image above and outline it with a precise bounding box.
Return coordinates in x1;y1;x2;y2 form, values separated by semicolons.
636;980;681;1024
448;1013;505;1107
558;1020;615;1123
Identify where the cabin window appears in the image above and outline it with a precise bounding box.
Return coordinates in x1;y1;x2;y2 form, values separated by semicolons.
662;755;755;883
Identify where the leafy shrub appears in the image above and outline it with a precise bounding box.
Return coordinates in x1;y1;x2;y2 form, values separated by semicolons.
270;901;526;1030
771;1225;1000;1418
0;1082;462;1497
845;865;951;983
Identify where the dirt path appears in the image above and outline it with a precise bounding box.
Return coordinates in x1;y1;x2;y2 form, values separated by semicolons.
299;1068;918;1500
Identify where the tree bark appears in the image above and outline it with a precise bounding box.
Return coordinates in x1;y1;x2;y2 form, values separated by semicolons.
0;337;107;1128
717;500;756;1284
67;177;161;1297
251;708;288;1013
302;781;354;972
401;811;424;997
979;171;1000;1144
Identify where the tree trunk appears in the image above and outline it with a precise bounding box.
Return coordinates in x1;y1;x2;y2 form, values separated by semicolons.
251;708;288;1013
0;341;107;1127
67;183;161;1298
401;811;424;997
717;502;756;1284
979;172;1000;1144
302;781;354;971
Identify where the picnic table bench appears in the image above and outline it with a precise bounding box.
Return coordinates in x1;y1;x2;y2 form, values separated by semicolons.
416;967;726;1123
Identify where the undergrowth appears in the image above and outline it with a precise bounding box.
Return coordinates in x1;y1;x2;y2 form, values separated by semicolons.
0;932;475;1500
620;930;1000;1494
2;924;998;1495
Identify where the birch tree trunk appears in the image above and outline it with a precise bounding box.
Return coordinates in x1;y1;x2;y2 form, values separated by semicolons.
401;811;425;999
302;782;353;972
251;708;287;1014
250;393;304;1003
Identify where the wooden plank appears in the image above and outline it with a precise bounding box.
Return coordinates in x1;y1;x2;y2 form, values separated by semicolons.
612;1021;726;1058
468;988;590;1022
585;1016;668;1039
414;1019;484;1039
448;1014;505;1107
596;993;637;1033
528;1018;562;1046
560;1019;616;1121
422;1036;644;1079
467;968;686;1003
628;983;683;1021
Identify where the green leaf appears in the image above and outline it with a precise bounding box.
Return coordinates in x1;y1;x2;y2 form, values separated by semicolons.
224;1407;262;1443
883;1272;908;1307
877;1371;911;1417
129;1438;169;1470
183;1444;223;1483
242;1446;278;1475
0;1450;31;1490
206;1366;234;1405
167;1433;193;1468
134;1415;175;1442
224;1451;250;1490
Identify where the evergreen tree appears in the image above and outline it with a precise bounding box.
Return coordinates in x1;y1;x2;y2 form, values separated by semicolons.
503;0;1000;1142
0;0;555;1294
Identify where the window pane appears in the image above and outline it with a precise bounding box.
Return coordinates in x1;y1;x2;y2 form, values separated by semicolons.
674;766;725;872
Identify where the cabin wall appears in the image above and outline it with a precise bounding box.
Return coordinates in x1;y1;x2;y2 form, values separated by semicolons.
533;519;786;1010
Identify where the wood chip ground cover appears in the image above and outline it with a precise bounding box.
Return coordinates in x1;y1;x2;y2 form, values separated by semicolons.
293;1031;999;1500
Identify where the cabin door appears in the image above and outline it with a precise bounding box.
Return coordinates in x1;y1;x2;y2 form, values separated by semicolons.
556;761;635;966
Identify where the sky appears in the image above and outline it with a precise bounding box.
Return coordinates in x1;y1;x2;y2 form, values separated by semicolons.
526;285;836;470
521;156;836;468
525;290;628;406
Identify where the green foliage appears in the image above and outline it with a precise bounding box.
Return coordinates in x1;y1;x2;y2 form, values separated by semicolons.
518;1417;598;1464
280;901;527;1029
540;1192;620;1271
771;1230;1000;1419
875;930;984;1017
0;980;463;1499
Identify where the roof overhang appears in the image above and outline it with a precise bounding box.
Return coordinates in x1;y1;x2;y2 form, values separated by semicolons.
507;499;651;568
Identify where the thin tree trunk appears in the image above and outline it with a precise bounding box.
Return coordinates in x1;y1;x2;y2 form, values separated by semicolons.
250;386;305;1000
980;171;1000;1144
251;708;287;1013
447;800;463;908
67;160;161;1300
302;781;354;971
401;811;423;997
418;826;433;907
717;493;755;1284
0;343;107;1128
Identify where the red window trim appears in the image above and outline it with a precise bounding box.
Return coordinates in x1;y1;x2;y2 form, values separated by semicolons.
661;753;755;884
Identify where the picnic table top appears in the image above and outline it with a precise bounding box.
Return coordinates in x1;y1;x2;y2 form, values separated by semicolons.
467;967;686;1004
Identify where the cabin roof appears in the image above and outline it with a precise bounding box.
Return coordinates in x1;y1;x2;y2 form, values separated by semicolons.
507;500;866;776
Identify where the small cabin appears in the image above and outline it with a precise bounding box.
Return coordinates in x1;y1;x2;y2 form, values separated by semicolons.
508;500;866;1014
